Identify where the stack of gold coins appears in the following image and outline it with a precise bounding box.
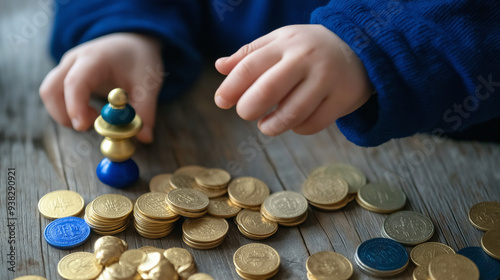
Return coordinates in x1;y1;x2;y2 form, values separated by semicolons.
309;163;367;194
164;247;197;278
302;173;354;211
149;173;174;193
306;251;353;280
410;242;455;280
38;190;85;219
58;252;103;280
207;196;241;218
227;177;270;210
84;194;133;235
356;183;406;213
133;192;180;238
233;243;280;280
235;210;278;240
193;168;231;197
261;191;308;226
182;216;229;249
468;201;500;260
166;188;210;218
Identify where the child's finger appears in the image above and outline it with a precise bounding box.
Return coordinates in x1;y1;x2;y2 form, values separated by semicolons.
215;32;276;75
128;83;160;144
63;57;107;131
257;78;325;136
292;96;340;135
39;56;77;127
235;57;306;121
214;45;281;111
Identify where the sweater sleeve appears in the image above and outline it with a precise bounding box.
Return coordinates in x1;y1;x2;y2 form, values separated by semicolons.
311;0;500;146
50;0;203;101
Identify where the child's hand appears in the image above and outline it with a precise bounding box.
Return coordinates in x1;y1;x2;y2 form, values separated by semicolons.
214;25;372;136
40;33;163;143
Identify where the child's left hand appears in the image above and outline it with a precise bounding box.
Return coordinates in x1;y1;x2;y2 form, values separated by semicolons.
214;24;372;136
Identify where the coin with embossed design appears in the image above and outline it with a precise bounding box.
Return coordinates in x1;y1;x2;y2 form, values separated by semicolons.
194;168;231;189
233;243;280;279
412;265;430;280
170;174;198;189
428;254;479;280
469;201;500;231
227;177;270;208
182;216;229;243
355;238;409;277
482;228;500;260
236;210;278;238
357;183;406;213
57;252;102;280
136;192;177;219
410;242;455;267
149;173;174;193
91;194;133;219
262;191;308;221
166;188;209;213
382;211;434;245
38;190;85;219
310;163;366;194
207;197;241;218
302;175;349;205
306;251;353;280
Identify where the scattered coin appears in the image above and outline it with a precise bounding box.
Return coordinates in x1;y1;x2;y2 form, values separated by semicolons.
310;163;366;194
410;242;455;266
428;254;479;280
306;251;353;280
457;246;500;280
207;196;241;218
233;243;280;280
261;191;308;226
187;273;215;280
355;238;409;277
149;173;174;193
469;201;500;231
302;174;350;211
481;228;500;260
58;252;102;280
412;265;430;280
235;210;278;240
175;165;207;177
38;190;85;219
228;177;270;209
13;276;47;280
44;217;90;249
357;183;406;213
382;211;434;245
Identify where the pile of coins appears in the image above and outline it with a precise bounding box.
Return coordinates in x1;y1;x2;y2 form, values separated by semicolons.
193;168;231;197
410;242;456;280
306;251;353;280
469;201;500;260
233;243;280;280
133;192;180;238
55;236;214;280
302;164;364;211
227;177;270;210
85;194;133;235
355;238;409;277
166;188;210;218
182;216;229;249
235;210;278;240
382;210;435;245
261;191;308;226
38;190;85;219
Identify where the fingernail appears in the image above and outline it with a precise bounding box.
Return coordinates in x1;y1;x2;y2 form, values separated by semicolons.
216;57;229;64
71;118;81;130
215;94;231;109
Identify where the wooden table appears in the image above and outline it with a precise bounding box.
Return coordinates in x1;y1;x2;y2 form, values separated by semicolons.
1;1;499;279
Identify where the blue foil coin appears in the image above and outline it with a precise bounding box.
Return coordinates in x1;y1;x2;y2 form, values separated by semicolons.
356;238;409;271
96;157;139;188
44;217;90;249
458;247;500;280
101;103;136;125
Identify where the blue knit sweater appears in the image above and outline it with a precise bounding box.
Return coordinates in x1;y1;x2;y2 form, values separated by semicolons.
50;0;500;146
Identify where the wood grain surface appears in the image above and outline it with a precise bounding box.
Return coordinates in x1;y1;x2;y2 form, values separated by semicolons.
1;1;499;280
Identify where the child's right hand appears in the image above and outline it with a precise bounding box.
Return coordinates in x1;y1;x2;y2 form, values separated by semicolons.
39;33;163;143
